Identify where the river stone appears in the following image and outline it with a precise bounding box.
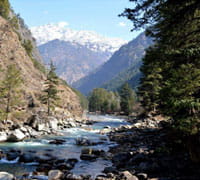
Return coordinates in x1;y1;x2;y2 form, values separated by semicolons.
7;129;26;142
76;137;91;146
48;170;63;180
0;172;15;180
49;139;66;145
48;117;58;130
65;174;82;180
37;123;46;131
137;173;148;180
0;132;8;142
19;153;35;163
6;152;19;161
120;171;138;180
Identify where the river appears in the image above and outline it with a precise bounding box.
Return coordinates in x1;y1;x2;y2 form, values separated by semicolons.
0;115;129;179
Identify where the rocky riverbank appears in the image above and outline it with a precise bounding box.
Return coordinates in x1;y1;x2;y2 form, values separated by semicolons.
103;116;200;180
0;112;88;143
1;115;200;180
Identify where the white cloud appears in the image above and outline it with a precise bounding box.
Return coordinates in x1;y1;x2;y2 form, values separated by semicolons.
57;22;69;28
118;22;126;27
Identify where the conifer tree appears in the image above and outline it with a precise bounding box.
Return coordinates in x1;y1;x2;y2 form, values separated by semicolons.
122;0;200;134
119;83;135;115
88;88;121;113
0;65;22;121
41;62;60;116
0;0;10;19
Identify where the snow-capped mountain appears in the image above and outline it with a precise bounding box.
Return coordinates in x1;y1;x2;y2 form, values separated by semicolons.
31;22;127;53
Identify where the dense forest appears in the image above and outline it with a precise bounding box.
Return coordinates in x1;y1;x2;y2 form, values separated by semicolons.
88;83;135;115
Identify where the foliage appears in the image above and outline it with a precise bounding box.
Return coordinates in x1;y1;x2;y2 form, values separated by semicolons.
22;39;46;74
72;88;88;110
123;0;200;134
88;88;120;113
0;65;23;121
41;62;60;115
9;15;19;29
22;40;33;57
119;83;135;115
0;0;10;19
31;58;46;74
102;63;141;91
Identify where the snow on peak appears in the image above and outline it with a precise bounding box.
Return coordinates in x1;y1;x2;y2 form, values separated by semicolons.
30;22;127;53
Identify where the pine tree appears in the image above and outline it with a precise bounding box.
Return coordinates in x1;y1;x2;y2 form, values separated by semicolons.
0;65;23;121
41;62;60;116
122;0;200;134
138;47;163;113
119;83;135;115
0;0;10;19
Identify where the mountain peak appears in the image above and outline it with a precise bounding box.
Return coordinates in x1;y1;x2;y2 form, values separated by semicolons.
30;22;127;53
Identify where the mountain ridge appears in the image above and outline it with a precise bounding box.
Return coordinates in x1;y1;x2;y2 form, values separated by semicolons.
38;39;112;84
73;32;152;94
31;22;127;53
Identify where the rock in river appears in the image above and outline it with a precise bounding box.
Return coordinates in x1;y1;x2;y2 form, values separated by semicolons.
7;129;26;142
0;172;15;180
0;132;8;142
48;170;63;180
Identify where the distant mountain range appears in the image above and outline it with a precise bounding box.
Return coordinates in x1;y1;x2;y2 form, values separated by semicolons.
31;22;127;84
39;39;112;84
73;32;153;94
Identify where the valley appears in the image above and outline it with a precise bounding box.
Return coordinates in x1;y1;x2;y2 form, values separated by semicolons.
0;0;200;180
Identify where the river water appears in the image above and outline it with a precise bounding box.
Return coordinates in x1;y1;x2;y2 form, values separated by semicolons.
0;115;128;178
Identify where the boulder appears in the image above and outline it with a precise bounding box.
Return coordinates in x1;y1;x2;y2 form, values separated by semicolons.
36;154;56;164
76;137;91;146
65;173;82;180
27;114;42;129
20;127;28;133
80;148;105;161
6;152;19;161
19;153;36;163
0;132;8;142
0;172;15;180
48;170;63;180
37;123;46;131
48;117;58;130
26;127;40;138
137;173;148;180
49;139;66;145
120;171;138;180
7;129;26;142
103;166;117;173
68;121;77;127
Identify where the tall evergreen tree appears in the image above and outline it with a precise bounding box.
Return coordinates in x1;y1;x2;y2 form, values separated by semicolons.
139;48;163;113
122;0;200;134
0;65;23;121
41;62;60;116
119;83;135;115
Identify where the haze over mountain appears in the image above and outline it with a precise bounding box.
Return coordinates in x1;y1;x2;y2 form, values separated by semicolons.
73;32;153;94
31;22;127;84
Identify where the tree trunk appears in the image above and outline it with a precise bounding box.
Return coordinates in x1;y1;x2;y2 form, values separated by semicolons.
47;97;50;116
5;89;11;122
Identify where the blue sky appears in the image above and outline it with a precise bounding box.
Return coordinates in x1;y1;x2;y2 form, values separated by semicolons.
10;0;141;41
